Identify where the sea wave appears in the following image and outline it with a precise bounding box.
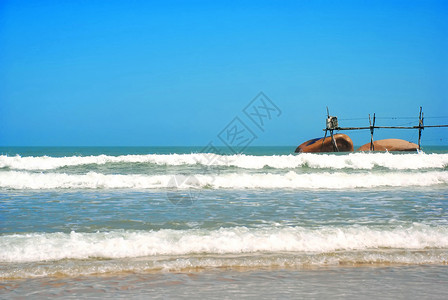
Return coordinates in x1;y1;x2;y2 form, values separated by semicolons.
1;152;447;170
1;170;447;189
2;250;448;279
1;225;447;263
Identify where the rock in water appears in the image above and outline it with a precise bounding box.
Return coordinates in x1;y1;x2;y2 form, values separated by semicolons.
295;134;354;153
357;139;419;151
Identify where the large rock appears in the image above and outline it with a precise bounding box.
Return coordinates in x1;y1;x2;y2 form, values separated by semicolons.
295;134;354;153
357;139;419;152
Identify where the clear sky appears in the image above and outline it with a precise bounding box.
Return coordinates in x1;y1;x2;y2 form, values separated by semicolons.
1;0;447;146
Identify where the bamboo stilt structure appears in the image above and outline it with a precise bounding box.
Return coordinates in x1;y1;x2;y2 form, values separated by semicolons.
320;107;447;151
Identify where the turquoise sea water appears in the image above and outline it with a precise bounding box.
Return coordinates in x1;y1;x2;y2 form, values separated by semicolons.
1;146;448;298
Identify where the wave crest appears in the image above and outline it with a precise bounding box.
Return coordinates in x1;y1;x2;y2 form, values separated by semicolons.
1;152;447;170
1;170;447;189
1;225;448;263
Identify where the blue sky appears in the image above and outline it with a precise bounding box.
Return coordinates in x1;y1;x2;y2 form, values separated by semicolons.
1;0;447;146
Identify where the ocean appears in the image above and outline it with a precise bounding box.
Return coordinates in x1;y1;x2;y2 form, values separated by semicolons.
1;146;448;298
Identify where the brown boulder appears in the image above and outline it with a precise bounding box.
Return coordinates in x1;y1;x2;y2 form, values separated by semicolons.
357;139;418;152
295;134;354;153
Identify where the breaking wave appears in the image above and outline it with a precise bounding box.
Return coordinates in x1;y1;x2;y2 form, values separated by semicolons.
1;170;447;189
1;152;447;170
1;225;447;263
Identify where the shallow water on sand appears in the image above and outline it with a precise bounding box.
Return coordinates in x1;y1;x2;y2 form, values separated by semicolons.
2;266;448;299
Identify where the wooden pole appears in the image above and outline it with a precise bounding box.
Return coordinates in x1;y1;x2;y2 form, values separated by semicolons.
322;107;330;151
369;113;376;151
418;107;423;150
330;129;339;152
322;129;328;151
324;124;448;131
373;114;376;149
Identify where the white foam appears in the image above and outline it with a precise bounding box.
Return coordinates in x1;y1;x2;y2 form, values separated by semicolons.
1;152;447;170
2;249;448;279
1;170;447;190
1;225;447;263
